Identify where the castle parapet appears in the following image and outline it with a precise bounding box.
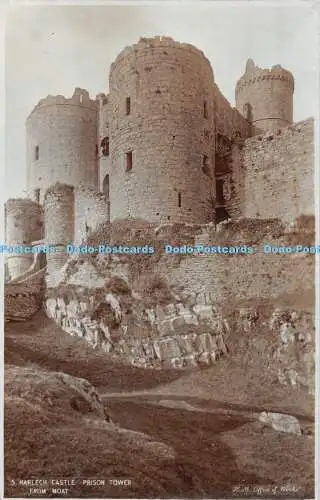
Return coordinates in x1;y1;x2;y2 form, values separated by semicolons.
27;88;98;119
110;36;214;80
236;62;294;94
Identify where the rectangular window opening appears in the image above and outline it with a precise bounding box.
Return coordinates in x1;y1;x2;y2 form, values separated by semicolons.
101;137;109;156
203;155;208;167
178;192;182;208
202;154;210;176
35;146;39;161
126;97;131;115
204;101;208;119
126;151;133;171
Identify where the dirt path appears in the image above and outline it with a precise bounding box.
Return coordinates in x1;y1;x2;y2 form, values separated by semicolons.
101;391;262;419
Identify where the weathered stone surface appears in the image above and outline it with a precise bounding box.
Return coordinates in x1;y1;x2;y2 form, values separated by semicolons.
66;299;80;317
68;261;106;288
193;304;214;321
259;411;302;436
158;320;173;336
46;298;57;319
105;293;122;323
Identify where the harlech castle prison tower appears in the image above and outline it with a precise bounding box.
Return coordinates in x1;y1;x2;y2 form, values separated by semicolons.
5;36;314;281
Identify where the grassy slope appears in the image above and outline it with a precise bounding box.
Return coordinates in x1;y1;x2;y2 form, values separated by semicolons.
4;307;315;499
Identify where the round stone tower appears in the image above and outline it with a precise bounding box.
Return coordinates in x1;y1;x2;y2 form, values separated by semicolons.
235;59;294;134
26;88;99;204
43;183;75;287
5;199;43;280
109;36;215;223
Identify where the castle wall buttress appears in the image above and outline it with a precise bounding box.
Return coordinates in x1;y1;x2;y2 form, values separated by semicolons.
74;185;110;244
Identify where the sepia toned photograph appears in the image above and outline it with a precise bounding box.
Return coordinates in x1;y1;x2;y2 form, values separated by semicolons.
3;2;317;498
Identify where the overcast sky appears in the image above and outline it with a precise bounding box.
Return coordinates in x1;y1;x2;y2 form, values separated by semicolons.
4;2;318;200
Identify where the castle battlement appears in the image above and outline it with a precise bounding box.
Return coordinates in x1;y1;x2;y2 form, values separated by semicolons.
27;88;98;120
236;65;294;95
110;36;214;80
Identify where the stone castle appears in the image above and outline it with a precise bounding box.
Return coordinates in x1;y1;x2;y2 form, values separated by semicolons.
4;36;314;283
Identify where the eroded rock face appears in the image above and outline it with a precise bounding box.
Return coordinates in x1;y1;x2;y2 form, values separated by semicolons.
45;286;229;370
44;251;314;392
235;306;315;395
269;309;315;395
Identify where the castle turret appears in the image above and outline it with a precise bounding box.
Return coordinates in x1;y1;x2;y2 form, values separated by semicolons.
26;88;99;204
43;183;74;287
235;59;294;134
108;36;215;223
5;199;43;280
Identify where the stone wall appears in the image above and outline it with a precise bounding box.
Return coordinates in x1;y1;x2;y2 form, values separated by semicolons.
157;219;315;304
241;119;314;221
214;84;251;139
109;36;215;224
216;119;314;222
26;88;99;203
235;59;294;133
74;185;109;244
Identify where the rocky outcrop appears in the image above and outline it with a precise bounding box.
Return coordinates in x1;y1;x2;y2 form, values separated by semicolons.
45;287;228;369
269;309;315;395
232;305;315;395
5;365;110;420
41;219;314;390
259;412;302;436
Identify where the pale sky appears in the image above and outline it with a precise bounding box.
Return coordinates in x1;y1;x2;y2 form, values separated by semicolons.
4;2;318;200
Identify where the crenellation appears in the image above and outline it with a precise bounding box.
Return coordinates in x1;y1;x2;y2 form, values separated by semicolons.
27;90;98;119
